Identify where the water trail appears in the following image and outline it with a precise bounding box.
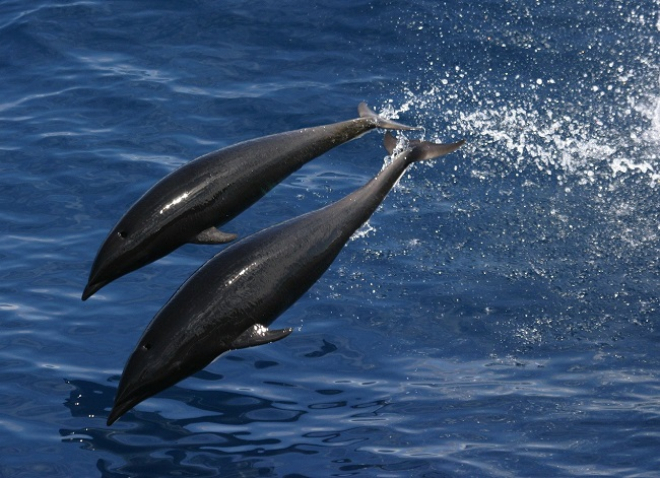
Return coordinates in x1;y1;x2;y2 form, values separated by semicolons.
378;3;660;350
386;3;660;189
388;71;659;189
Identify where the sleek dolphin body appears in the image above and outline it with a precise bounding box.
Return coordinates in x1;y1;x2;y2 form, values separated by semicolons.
82;104;418;300
106;132;465;425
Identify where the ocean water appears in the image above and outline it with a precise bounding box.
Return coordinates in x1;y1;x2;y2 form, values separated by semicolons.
1;0;660;476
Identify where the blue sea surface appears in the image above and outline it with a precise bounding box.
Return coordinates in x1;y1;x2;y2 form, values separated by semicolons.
2;1;660;476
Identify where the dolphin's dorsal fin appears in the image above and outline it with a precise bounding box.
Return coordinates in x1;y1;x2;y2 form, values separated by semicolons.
190;227;238;245
231;324;293;350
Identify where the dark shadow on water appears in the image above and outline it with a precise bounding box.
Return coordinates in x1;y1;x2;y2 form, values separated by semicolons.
60;378;313;477
58;339;452;477
304;339;337;358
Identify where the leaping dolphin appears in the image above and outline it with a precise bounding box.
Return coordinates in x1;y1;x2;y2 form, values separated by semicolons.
82;104;418;300
106;131;465;425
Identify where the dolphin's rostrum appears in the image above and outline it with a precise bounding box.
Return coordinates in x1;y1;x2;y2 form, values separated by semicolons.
107;132;465;425
82;104;418;300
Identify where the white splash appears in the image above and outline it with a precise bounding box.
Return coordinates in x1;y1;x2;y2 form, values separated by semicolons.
351;220;376;241
387;65;660;189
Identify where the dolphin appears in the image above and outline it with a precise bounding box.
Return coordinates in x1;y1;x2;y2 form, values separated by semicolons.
106;132;465;425
82;104;418;300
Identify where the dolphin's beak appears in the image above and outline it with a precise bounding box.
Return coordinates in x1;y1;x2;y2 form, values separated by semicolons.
107;395;135;426
81;279;107;301
107;377;157;426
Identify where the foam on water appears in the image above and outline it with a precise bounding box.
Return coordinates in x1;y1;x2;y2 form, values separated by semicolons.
387;73;660;189
369;3;660;359
351;220;376;241
384;3;660;189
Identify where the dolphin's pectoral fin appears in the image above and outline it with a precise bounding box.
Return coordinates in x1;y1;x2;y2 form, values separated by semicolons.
231;324;293;350
191;227;238;245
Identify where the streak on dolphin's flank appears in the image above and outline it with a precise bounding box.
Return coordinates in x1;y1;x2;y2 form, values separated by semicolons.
82;103;419;300
107;132;465;425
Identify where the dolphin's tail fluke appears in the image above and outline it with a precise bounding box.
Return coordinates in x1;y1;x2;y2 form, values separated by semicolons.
358;102;421;131
383;131;465;162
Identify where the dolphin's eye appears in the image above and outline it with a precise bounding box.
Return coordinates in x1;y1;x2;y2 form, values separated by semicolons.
118;231;128;239
142;343;152;351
